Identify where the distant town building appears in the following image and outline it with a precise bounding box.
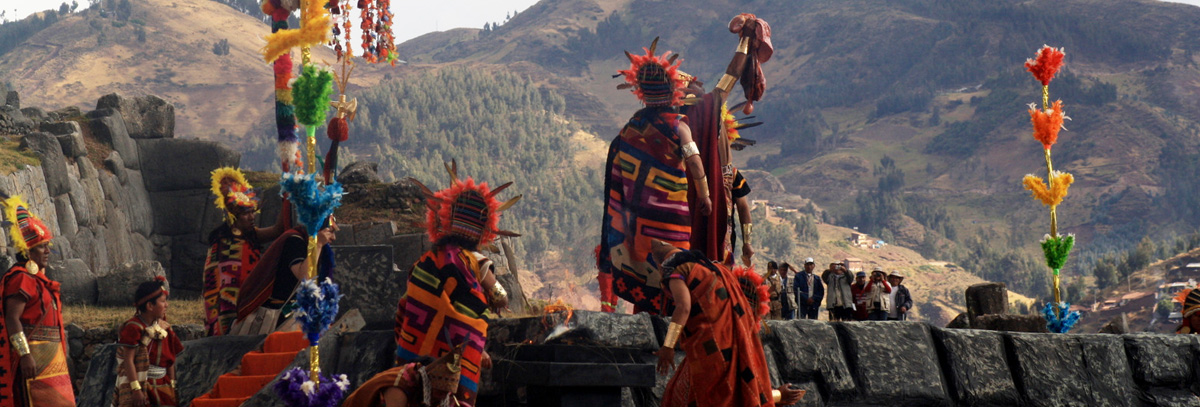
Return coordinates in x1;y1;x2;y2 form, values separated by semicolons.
849;232;871;248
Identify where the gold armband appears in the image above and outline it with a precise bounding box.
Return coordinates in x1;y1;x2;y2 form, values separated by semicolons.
129;380;143;391
681;141;700;159
772;389;782;403
9;332;29;357
736;36;750;54
663;322;684;348
490;282;508;302
716;74;738;93
741;223;753;244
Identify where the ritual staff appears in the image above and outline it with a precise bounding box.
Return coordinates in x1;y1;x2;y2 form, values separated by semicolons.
597;37;712;314
113;277;184;407
342;344;467;407
683;13;771;266
202;167;291;336
651;240;803;407
1175;288;1200;334
0;195;74;406
395;162;516;406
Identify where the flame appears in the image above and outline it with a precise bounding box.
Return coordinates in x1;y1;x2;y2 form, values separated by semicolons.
542;298;575;326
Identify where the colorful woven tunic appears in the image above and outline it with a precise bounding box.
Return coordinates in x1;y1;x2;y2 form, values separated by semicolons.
662;255;775;407
0;264;74;407
599;108;692;312
396;244;489;395
202;225;262;336
113;317;184;407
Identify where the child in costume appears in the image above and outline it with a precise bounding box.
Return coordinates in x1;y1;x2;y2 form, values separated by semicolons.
0;194;74;407
650;240;802;407
394;162;516;406
113;277;184;407
202;167;292;336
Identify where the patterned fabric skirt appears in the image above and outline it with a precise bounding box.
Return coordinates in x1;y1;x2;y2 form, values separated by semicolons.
15;335;74;407
203;238;258;336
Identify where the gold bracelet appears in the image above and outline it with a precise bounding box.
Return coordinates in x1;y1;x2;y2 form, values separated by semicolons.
129;380;143;391
741;223;753;244
9;332;30;357
772;389;782;403
693;176;710;203
171;380;177;389
736;36;750;54
681;141;700;159
490;282;508;303
663;322;684;348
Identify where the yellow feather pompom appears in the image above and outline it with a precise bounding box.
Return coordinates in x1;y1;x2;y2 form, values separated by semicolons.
2;195;29;255
261;0;332;63
1022;171;1074;207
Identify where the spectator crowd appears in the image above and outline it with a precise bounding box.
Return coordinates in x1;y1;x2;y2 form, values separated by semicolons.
763;258;913;321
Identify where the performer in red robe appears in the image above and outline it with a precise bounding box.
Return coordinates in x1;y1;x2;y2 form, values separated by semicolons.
1;195;74;407
650;240;802;407
114;277;185;407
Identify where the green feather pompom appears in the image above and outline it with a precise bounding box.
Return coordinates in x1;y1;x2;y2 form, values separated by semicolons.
292;64;334;127
1041;234;1075;271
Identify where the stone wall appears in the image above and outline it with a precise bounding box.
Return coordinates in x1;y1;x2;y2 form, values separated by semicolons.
0;92;241;299
70;312;1200;407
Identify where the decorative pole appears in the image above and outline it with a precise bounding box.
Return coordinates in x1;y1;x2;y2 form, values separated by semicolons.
1020;45;1080;333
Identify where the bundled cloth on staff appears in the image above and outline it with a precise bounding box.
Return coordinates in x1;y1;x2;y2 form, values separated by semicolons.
112;317;184;406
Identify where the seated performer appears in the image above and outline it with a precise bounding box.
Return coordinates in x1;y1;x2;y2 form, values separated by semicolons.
0;194;74;406
203;167;291;336
650;240;803;407
232;219;337;335
598;38;711;314
343;343;468;407
113;276;184;407
395;162;516;406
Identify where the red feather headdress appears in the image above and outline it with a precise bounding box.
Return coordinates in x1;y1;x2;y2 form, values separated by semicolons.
408;160;522;246
617;37;686;107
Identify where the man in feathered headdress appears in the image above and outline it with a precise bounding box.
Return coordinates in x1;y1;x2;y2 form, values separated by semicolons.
342;343;468;407
394;161;516;406
597;38;712;314
649;240;802;407
1;193;74;406
202;167;291;336
1175;288;1200;334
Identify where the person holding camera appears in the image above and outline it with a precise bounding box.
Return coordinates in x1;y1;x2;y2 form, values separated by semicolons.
864;267;892;321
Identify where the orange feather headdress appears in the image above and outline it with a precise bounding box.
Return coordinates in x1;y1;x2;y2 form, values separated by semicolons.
616;37;686;107
408;161;522;246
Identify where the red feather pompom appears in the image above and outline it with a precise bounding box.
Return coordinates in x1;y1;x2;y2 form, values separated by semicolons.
732;265;769;320
1025;45;1065;86
274;54;294;90
327;117;349;142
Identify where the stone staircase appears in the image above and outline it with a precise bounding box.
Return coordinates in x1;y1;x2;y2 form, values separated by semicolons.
189;331;309;407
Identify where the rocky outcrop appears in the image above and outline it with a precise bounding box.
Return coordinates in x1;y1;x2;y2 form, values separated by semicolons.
95;93;175;140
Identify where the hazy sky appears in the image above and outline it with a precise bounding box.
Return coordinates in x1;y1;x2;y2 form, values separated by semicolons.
5;0;1200;43
5;0;541;43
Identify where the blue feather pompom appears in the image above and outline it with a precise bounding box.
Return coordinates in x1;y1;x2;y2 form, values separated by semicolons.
295;278;342;345
274;367;349;407
280;172;344;238
1042;301;1081;333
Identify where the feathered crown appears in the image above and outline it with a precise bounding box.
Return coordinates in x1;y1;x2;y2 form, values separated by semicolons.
409;160;521;246
210;167;259;223
2;194;53;256
732;265;769;322
617;37;685;107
